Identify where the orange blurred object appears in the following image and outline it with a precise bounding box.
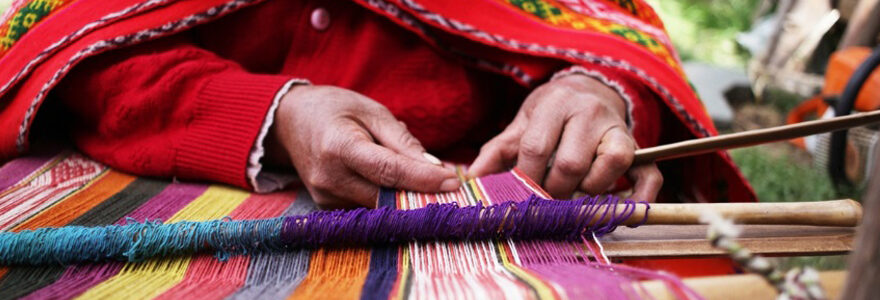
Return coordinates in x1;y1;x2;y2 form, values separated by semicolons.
824;47;880;110
786;96;829;148
787;47;880;148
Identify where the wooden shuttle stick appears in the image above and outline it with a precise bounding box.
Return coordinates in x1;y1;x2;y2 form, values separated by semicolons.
633;109;880;165
593;199;863;227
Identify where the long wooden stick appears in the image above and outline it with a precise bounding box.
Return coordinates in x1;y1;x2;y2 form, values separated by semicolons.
592;199;863;227
633;109;880;165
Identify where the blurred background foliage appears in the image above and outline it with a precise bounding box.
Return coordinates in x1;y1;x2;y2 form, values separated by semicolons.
646;0;762;66
648;0;852;201
651;0;855;270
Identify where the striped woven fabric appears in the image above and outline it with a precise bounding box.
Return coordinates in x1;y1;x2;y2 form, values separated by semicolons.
0;150;699;299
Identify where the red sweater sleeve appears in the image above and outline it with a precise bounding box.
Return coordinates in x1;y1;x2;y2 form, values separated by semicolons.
54;34;294;189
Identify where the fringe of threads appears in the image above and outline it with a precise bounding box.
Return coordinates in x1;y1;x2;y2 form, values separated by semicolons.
701;211;827;300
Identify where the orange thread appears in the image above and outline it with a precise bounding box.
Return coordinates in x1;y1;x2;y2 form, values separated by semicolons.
289;248;371;300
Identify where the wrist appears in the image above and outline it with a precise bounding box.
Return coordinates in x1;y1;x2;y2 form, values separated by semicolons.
552;72;628;120
551;66;634;128
264;80;311;168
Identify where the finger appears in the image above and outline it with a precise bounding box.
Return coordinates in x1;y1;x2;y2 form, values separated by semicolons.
309;178;379;209
543;116;597;199
626;164;663;203
580;126;634;194
309;181;379;209
515;105;565;185
361;109;436;165
343;138;460;192
468;125;522;178
301;161;383;208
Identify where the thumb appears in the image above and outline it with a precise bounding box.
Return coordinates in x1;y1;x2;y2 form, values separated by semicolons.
343;138;461;192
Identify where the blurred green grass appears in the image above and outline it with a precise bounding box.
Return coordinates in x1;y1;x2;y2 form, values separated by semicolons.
729;146;839;203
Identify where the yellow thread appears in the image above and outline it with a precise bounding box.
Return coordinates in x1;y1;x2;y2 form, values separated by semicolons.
74;185;249;300
391;247;410;300
496;242;558;300
467;179;486;205
21;13;37;28
397;190;407;210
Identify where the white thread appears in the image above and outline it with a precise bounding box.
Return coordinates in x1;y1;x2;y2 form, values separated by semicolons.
592;231;611;264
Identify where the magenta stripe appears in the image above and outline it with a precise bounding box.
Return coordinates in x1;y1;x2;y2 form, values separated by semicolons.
23;182;208;300
0;151;59;193
477;172;535;204
515;241;638;299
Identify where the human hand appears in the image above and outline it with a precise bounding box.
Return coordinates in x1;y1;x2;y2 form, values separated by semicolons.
468;74;662;201
270;85;460;208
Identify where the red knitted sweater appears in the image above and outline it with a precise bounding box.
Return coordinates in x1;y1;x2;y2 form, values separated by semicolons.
50;0;660;190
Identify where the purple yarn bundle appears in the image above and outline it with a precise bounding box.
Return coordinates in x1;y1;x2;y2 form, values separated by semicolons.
0;194;645;265
280;194;645;247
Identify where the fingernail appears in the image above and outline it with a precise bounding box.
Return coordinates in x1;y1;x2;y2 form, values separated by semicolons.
440;178;461;191
422;152;442;166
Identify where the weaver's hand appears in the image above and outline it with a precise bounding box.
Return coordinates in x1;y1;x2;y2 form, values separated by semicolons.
270;85;460;208
468;74;662;201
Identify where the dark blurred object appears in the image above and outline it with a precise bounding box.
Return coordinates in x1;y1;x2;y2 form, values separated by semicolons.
723;85;756;109
838;0;880;49
842;127;880;300
741;0;841;98
828;47;880;187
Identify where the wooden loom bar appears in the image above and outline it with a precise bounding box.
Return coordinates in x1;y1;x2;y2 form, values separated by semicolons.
633;109;880;165
594;199;863;227
601;224;854;258
577;200;861;257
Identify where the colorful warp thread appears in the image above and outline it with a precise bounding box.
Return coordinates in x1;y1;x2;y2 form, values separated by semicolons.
0;150;702;299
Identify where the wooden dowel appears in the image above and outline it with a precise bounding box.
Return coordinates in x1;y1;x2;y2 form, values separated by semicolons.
594;199;863;227
633;110;880;165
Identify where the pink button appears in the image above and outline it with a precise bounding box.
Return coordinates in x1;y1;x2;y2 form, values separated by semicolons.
311;8;330;31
